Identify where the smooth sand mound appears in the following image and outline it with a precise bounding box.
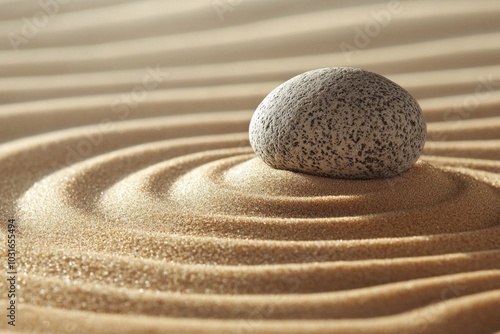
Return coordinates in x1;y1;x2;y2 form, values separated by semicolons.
0;1;499;333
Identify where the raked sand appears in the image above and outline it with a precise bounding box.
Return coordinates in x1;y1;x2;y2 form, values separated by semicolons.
0;0;500;333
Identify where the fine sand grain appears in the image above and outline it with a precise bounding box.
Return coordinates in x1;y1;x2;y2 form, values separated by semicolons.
0;1;499;333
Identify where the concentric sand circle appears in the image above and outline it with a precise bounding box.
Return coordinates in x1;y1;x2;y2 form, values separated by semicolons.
1;1;500;333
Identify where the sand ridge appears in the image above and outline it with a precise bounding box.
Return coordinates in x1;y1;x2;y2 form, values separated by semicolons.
0;0;500;333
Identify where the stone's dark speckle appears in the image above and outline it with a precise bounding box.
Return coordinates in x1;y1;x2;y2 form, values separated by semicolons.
248;67;427;179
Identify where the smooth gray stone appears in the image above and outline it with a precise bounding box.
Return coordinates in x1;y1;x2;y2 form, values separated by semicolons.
249;67;427;179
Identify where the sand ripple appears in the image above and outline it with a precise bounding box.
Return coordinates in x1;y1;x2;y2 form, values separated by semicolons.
1;0;500;333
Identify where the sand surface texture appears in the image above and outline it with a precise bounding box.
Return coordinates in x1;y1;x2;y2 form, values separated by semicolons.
0;0;500;333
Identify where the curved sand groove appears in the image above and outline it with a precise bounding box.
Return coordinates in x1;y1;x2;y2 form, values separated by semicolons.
17;270;500;319
14;247;500;295
10;291;500;334
19;143;500;241
0;0;500;333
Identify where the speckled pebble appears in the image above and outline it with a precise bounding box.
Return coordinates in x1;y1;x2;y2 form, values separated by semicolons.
249;67;427;179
